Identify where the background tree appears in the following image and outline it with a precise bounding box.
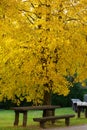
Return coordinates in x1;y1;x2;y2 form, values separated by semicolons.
0;0;87;105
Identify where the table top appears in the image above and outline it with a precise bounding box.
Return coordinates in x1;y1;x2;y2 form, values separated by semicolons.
71;98;81;103
11;105;60;111
77;102;87;107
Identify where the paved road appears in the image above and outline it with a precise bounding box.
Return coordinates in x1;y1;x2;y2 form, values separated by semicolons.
45;125;87;130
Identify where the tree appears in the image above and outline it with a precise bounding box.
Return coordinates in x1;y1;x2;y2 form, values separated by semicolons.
0;0;87;105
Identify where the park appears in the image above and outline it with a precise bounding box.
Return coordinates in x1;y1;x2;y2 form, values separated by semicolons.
0;0;87;129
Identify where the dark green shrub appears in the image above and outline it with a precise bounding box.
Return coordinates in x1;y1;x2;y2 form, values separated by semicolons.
52;82;86;107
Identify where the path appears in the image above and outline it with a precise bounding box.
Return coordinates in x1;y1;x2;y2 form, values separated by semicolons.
45;125;87;130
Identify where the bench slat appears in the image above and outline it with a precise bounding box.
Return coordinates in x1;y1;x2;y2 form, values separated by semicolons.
33;114;75;121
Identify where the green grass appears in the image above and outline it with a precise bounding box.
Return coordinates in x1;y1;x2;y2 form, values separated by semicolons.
0;107;87;130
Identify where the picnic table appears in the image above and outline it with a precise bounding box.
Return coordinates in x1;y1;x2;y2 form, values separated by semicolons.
11;105;60;127
71;98;87;118
77;102;87;118
71;98;81;112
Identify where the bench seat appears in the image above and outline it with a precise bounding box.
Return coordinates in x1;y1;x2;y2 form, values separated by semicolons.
33;114;75;128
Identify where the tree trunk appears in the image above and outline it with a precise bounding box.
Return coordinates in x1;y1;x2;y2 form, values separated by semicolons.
43;90;53;116
43;90;52;105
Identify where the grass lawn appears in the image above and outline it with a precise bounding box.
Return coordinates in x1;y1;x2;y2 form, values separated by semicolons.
0;107;87;130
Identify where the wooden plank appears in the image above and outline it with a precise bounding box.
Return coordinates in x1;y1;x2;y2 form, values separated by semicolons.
33;114;75;121
11;105;60;111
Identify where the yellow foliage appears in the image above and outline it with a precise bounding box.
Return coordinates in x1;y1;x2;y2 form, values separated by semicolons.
0;0;87;104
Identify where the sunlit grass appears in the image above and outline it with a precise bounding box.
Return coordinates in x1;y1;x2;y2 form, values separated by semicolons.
0;107;87;130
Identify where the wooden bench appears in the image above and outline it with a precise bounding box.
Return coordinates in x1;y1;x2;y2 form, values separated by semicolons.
33;114;75;128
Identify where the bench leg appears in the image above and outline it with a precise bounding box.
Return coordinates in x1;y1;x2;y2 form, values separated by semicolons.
14;111;19;126
65;118;69;126
85;108;87;118
43;110;55;124
40;121;45;128
77;107;81;118
23;111;27;127
51;119;55;124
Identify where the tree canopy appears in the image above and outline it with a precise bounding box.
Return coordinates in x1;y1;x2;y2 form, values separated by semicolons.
0;0;87;105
